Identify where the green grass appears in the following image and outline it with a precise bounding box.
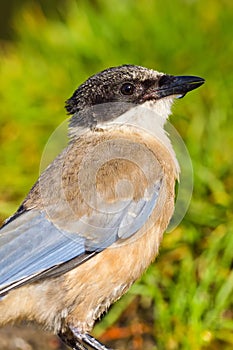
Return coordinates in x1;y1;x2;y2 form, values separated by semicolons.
0;0;232;349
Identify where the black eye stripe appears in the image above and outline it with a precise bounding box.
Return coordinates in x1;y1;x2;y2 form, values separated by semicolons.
120;83;135;95
142;78;156;89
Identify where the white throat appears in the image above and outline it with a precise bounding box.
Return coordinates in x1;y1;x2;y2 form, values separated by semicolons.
141;97;174;126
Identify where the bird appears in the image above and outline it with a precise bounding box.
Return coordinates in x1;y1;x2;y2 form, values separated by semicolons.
0;64;204;350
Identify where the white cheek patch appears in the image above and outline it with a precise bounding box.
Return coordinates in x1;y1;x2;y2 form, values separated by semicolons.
104;96;175;130
100;97;174;131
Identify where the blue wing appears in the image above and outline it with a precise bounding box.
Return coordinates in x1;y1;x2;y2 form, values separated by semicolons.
0;210;86;295
0;177;162;297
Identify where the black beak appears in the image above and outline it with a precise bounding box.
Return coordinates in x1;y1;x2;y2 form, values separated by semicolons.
157;74;205;98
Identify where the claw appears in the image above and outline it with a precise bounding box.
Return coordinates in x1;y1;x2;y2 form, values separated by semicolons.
70;327;113;350
59;327;113;350
58;330;88;350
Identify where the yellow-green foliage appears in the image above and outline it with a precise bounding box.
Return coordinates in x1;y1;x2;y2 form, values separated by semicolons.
0;0;232;349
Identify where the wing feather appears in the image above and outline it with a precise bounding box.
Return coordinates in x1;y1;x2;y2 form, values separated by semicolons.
0;211;86;295
0;172;163;296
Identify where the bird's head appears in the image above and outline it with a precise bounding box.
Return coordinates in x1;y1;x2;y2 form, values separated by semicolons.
66;64;204;129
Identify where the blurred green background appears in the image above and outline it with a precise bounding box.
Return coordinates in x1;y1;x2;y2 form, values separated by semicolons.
0;0;232;349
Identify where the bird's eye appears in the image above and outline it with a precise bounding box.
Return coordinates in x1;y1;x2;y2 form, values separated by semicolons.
120;83;135;95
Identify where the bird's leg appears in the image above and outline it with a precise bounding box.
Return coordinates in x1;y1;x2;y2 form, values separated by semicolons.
58;329;88;350
69;326;114;350
77;333;113;350
58;326;113;350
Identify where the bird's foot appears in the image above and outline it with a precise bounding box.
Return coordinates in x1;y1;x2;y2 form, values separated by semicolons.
59;329;87;350
59;327;113;350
